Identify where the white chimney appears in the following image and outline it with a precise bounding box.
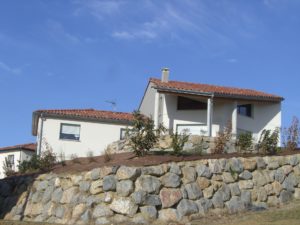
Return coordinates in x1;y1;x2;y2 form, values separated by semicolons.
161;68;169;82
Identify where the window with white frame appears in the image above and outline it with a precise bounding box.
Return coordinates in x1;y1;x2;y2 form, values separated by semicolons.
59;123;81;141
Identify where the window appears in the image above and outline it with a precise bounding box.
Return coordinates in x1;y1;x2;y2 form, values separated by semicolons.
120;128;132;140
177;96;207;110
6;155;14;170
238;104;252;117
59;123;80;141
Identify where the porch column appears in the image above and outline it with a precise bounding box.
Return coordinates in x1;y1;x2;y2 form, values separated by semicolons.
232;101;238;138
153;92;160;129
207;98;213;137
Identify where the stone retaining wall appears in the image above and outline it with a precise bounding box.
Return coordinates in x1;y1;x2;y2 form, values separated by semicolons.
107;135;237;154
1;154;300;224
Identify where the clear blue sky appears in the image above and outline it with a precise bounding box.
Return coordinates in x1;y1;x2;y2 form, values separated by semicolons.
0;0;299;146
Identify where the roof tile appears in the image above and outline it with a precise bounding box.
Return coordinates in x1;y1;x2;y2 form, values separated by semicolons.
150;78;283;101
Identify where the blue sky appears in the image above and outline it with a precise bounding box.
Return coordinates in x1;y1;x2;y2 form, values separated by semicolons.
0;0;300;146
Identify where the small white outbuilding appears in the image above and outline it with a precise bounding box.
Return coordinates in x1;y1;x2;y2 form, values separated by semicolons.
32;109;133;159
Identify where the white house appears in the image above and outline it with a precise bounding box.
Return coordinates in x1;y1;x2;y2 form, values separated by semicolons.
139;69;283;142
0;143;36;179
32;109;133;159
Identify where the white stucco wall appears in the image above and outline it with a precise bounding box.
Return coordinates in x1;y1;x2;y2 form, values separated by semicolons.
0;150;33;179
36;118;131;159
237;102;281;143
139;82;156;117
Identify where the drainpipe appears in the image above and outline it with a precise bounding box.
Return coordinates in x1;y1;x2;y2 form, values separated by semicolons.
38;113;45;156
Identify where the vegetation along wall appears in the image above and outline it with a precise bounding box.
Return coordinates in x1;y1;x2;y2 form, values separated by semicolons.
1;154;300;224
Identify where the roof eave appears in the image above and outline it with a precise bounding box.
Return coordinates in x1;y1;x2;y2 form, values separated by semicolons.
154;86;283;102
33;113;134;128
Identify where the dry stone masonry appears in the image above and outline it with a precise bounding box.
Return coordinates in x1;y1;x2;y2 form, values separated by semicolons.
1;154;300;224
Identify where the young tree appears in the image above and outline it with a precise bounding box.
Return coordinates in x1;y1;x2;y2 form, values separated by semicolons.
129;111;165;156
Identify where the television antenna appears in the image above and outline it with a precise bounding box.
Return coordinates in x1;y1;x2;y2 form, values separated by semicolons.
105;100;117;111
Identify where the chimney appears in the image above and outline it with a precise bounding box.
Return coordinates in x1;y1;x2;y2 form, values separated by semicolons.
161;68;169;82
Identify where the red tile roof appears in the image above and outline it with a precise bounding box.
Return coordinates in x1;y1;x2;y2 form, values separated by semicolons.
0;143;36;152
34;109;134;122
150;78;284;102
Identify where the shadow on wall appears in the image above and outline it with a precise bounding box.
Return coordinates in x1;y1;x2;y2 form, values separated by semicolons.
0;174;36;220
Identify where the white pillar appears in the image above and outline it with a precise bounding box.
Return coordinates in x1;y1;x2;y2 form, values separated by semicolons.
153;92;160;128
232;101;238;138
207;98;213;137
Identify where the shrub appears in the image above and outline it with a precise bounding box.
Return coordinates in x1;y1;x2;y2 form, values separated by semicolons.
58;152;66;166
70;154;81;164
18;154;40;174
129;111;164;156
258;129;280;155
212;121;232;154
192;137;206;155
40;149;57;170
2;157;16;177
283;116;299;151
18;149;56;174
103;147;113;162
171;131;189;155
86;151;96;162
237;132;253;152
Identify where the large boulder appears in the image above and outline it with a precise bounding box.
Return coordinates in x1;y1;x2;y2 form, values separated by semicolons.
159;209;179;222
177;199;198;218
110;197;138;216
160;188;183;208
160;173;181;188
135;175;161;194
185;182;202;200
116;180;134;197
141;165;167;176
140;206;157;220
195;164;212;178
90;180;103;195
92;204;113;218
197;177;211;189
103;175;117;191
116;166;140;180
225;196;245;214
196;198;213;214
182;167;197;184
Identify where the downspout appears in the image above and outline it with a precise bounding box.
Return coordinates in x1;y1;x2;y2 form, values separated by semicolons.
38;113;45;156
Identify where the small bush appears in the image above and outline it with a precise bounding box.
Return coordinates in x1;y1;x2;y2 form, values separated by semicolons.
129;111;165;156
70;154;81;164
212;121;232;154
171;131;189;155
283;116;299;151
192;137;206;155
103;147;113;162
258;129;280;155
58;152;66;166
18;154;41;174
18;149;56;174
86;151;96;162
2;157;16;177
40;149;57;170
237;132;253;152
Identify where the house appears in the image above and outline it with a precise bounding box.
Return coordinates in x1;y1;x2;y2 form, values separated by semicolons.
139;68;283;142
31;69;283;159
0;143;36;179
32;109;134;159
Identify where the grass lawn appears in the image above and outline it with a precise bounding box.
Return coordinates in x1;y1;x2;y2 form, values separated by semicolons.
192;200;300;225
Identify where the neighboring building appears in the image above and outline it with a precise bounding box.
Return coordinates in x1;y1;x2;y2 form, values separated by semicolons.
0;143;36;179
32;109;133;159
139;69;283;142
